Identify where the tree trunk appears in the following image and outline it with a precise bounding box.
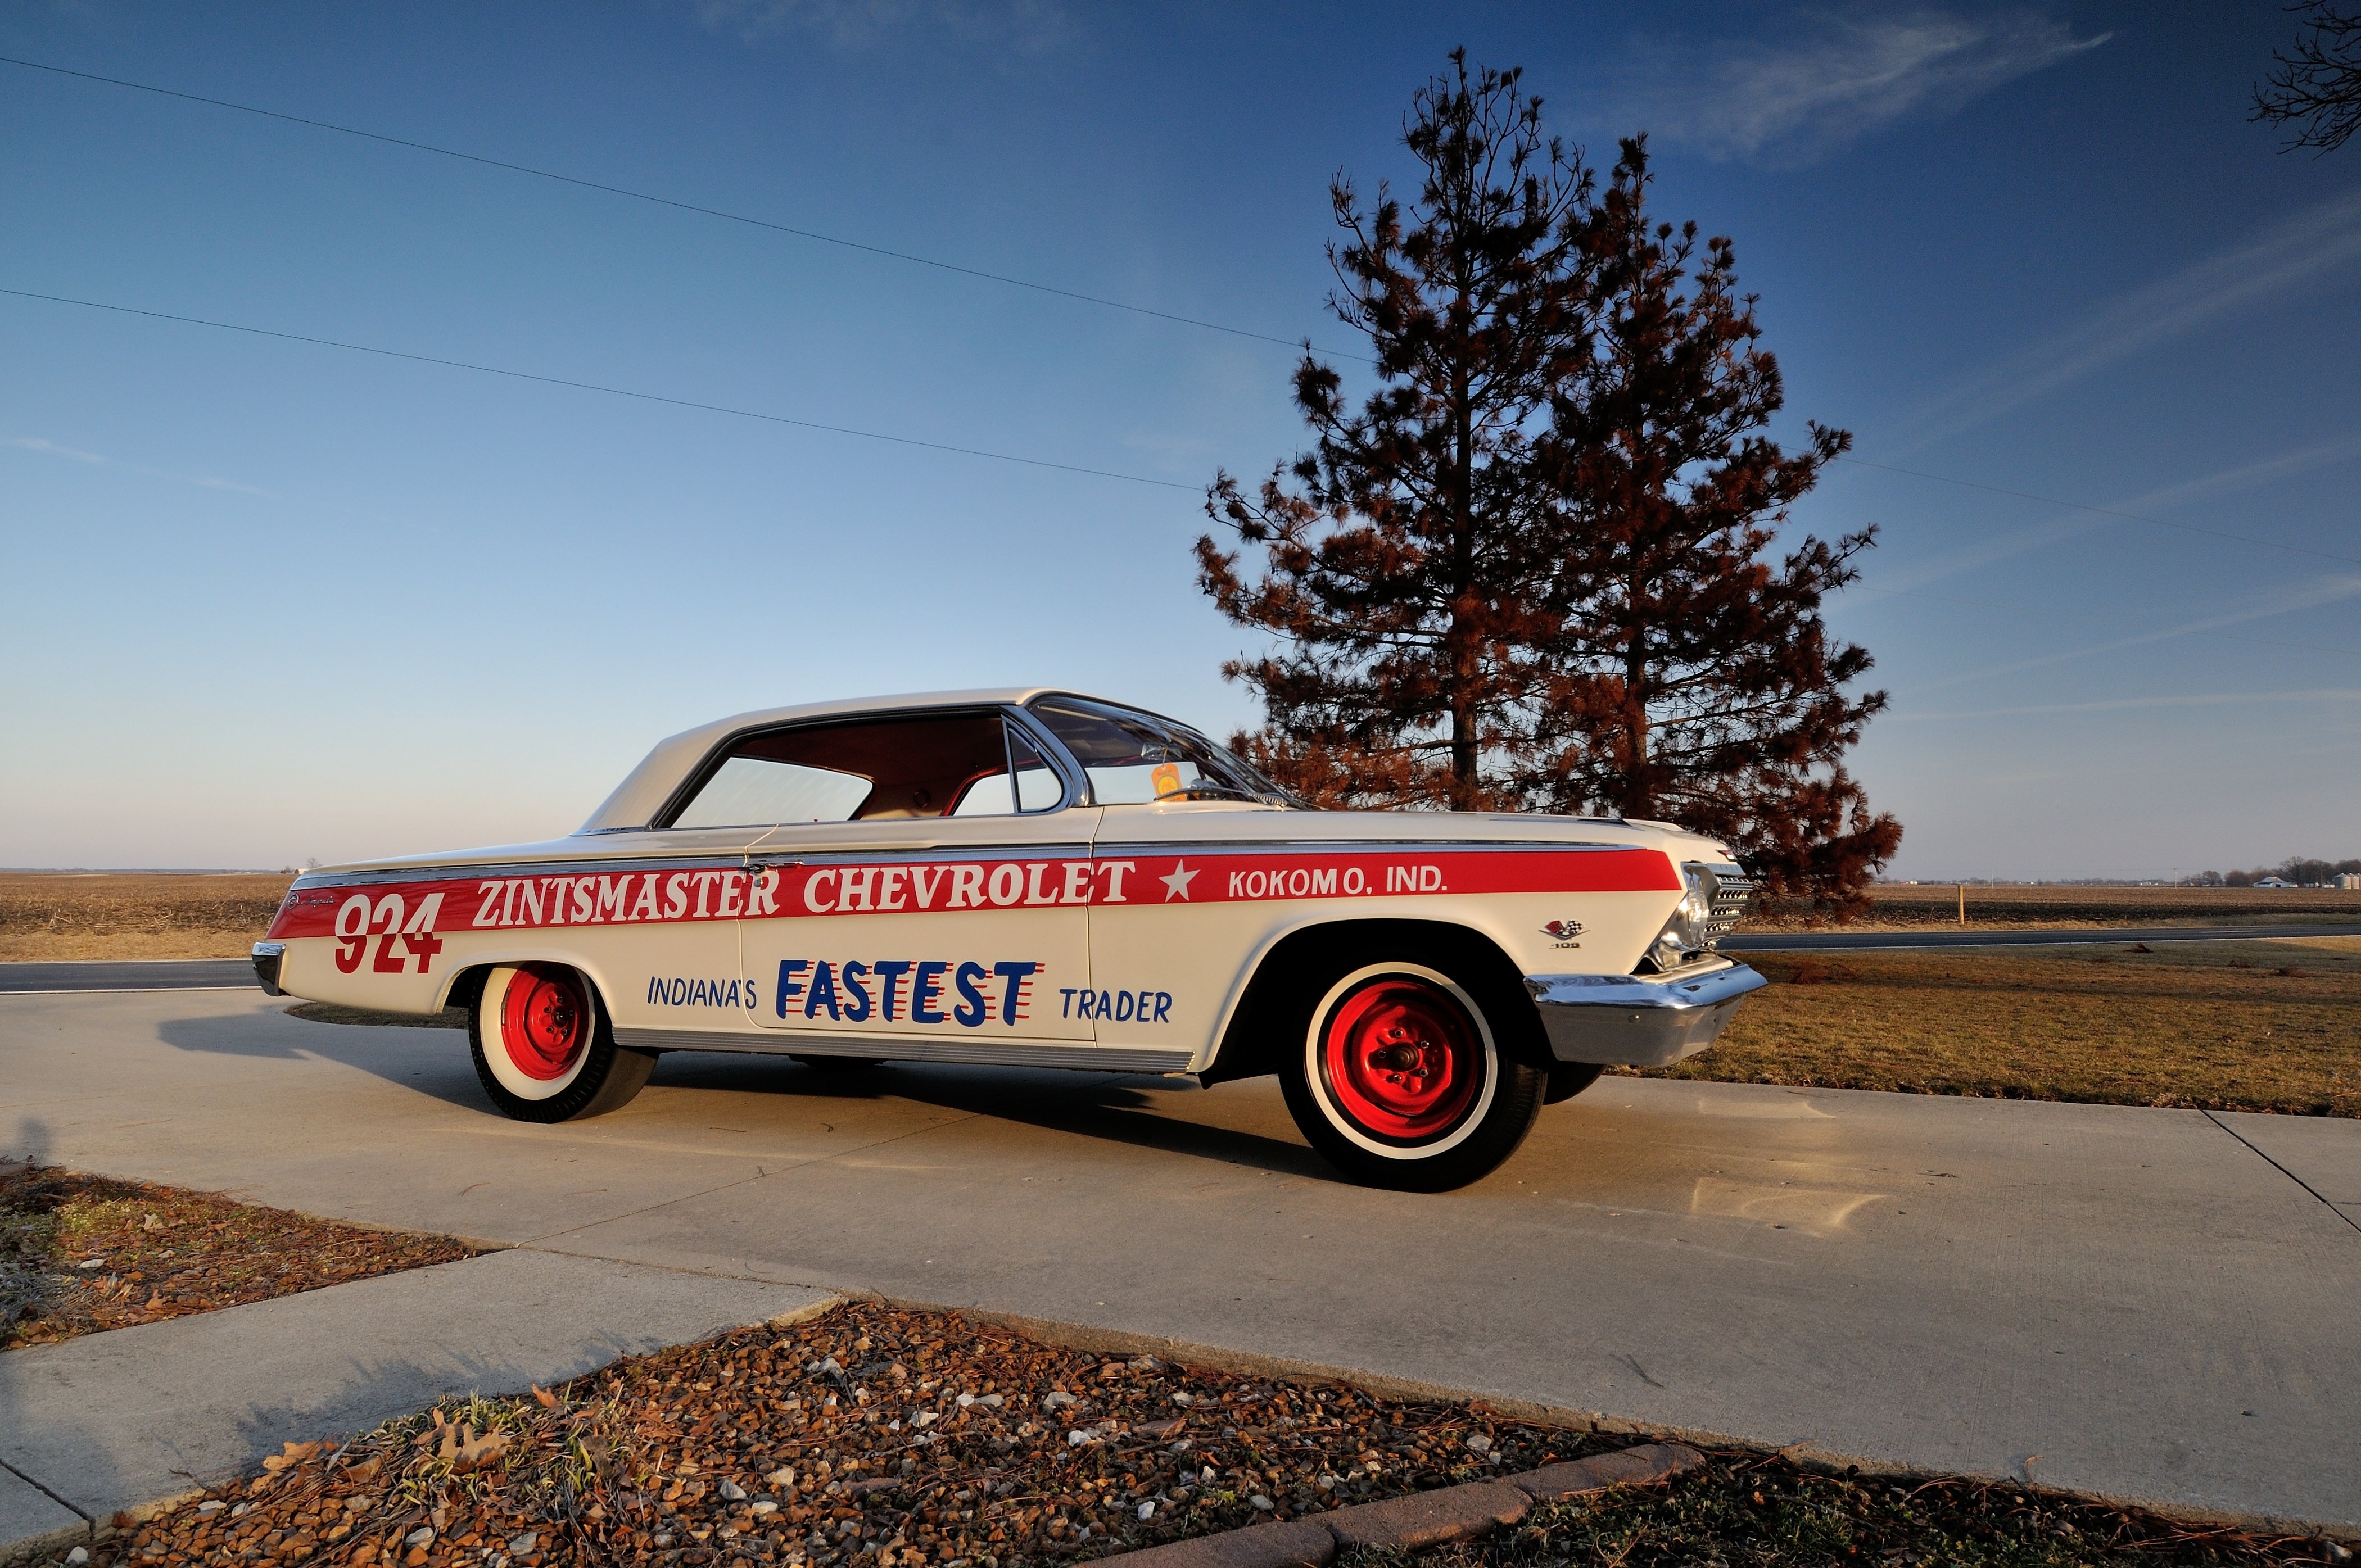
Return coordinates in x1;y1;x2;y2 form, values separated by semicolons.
1448;361;1477;810
1622;564;1650;817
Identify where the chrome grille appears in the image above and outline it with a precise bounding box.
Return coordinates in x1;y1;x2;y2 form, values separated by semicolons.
1700;865;1753;946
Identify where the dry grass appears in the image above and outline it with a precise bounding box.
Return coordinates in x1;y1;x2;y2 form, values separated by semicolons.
1644;937;2361;1117
1751;882;2361;932
0;871;290;960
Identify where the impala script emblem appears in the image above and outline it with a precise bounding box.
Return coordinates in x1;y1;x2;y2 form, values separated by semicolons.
1541;919;1585;941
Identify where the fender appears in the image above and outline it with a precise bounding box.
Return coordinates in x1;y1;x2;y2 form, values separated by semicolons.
1196;913;1552;1083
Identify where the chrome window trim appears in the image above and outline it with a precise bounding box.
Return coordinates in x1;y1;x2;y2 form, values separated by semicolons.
998;703;1086;814
1021;692;1288;808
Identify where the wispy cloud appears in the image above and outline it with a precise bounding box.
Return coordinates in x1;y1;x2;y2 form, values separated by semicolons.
1860;431;2361;595
1891;688;2361;721
1613;6;2106;167
692;0;1070;51
5;434;274;497
2107;432;2361;519
1893;187;2361;449
1901;573;2361;692
6;435;106;465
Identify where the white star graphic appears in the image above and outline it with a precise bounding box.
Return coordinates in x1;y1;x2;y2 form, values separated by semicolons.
1160;860;1198;901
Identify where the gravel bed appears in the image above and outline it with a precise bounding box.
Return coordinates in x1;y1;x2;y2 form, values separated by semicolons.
2;1161;476;1350
1351;1446;2346;1567
43;1300;2348;1568
67;1300;1606;1567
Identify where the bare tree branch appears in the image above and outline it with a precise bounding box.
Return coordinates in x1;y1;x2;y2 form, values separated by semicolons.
2254;1;2361;152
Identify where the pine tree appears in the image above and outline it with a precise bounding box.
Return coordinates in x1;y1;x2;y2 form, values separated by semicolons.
1200;64;1901;911
1195;52;1592;810
1521;138;1900;910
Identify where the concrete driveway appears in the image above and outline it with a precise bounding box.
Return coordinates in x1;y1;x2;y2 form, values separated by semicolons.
4;990;2355;1533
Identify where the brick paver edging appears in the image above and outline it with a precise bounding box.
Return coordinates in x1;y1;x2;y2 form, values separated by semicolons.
1103;1443;1706;1568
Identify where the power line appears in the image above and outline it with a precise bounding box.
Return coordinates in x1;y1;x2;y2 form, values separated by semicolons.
17;55;2357;568
1835;454;2361;569
0;53;1354;362
0;287;1200;491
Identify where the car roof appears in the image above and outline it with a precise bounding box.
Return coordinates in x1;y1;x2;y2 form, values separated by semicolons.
578;687;1116;832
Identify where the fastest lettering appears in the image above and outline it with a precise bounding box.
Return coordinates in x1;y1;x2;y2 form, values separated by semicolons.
776;958;1042;1027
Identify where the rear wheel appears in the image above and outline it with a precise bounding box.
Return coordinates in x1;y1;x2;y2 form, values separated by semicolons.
1279;957;1546;1191
469;964;654;1122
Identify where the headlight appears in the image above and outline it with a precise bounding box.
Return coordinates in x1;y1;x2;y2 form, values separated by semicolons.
1645;862;1752;971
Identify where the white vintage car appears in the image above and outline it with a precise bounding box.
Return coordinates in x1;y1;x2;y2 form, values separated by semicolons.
259;690;1762;1189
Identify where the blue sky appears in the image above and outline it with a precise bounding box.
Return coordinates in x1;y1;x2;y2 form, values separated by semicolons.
2;1;2354;878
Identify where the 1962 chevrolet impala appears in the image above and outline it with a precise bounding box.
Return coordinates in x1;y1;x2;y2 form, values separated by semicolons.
257;689;1762;1189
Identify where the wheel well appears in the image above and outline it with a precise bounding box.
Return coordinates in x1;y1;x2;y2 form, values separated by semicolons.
442;965;495;1017
440;962;612;1023
1200;919;1550;1085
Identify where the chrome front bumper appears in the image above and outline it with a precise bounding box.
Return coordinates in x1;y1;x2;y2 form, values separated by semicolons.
1525;959;1767;1067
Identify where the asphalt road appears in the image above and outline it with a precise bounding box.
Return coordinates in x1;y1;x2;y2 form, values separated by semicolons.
4;990;2355;1533
9;921;2359;994
1723;922;2361;951
0;958;256;993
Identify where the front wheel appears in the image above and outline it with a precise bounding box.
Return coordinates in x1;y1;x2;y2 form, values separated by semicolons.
469;964;655;1122
1279;957;1546;1191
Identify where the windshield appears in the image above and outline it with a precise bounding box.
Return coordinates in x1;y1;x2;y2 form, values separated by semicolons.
1029;697;1292;806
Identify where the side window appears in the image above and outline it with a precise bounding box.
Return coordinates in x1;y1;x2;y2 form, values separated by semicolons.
670;712;1060;828
1030;698;1278;805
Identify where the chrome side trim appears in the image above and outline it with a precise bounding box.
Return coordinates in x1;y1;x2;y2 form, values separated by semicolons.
1088;839;1645;858
613;1027;1191;1075
288;856;752;891
251;942;286;997
1525;960;1767;1067
292;839;1659;891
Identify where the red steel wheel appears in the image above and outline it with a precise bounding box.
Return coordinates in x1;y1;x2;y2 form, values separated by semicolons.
1279;951;1546;1191
469;963;657;1123
1318;975;1485;1143
500;964;590;1081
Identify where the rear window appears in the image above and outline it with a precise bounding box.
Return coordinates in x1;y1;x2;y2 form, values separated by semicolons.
670;712;1061;827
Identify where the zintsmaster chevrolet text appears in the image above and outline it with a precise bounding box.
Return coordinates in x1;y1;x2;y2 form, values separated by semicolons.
258;690;1764;1189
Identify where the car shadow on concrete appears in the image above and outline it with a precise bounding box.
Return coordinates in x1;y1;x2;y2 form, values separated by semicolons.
153;1007;504;1117
149;1007;1341;1185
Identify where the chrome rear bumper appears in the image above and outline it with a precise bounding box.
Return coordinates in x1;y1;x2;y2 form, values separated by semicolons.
251;941;286;998
1525;960;1767;1067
